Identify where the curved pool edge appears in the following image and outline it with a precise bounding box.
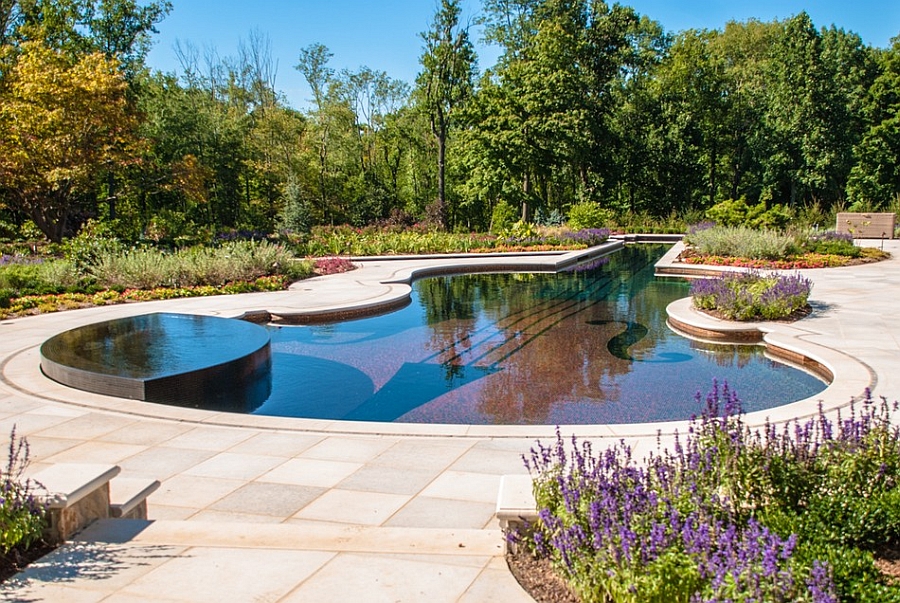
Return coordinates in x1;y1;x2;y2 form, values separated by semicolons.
665;297;875;425
1;238;897;440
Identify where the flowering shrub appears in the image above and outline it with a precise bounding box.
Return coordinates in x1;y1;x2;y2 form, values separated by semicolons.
518;383;900;602
691;271;812;320
803;230;861;258
0;428;47;554
313;257;355;276
681;253;853;269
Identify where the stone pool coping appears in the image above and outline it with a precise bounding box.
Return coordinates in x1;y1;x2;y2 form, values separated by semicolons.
0;238;896;440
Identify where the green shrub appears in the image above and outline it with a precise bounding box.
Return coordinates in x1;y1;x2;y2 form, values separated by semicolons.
567;202;613;230
491;200;520;234
706;198;792;229
802;231;862;258
683;225;800;259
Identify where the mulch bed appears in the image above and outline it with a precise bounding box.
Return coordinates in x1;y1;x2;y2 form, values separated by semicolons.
507;549;580;603
0;540;56;583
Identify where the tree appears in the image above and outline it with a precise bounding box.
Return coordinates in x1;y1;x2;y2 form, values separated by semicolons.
416;0;476;229
0;42;139;241
847;37;900;208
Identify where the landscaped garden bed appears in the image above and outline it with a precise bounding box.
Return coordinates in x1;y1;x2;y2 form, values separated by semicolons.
690;271;813;321
679;225;890;270
509;384;900;602
0;226;609;321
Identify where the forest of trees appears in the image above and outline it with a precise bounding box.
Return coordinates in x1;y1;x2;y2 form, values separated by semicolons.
0;0;898;243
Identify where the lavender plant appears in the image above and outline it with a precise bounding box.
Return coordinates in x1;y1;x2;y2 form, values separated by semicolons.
0;427;47;553
518;383;900;602
691;271;812;320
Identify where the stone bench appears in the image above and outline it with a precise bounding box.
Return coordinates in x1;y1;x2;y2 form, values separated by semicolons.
836;212;895;239
109;476;161;519
30;463;160;543
496;474;538;554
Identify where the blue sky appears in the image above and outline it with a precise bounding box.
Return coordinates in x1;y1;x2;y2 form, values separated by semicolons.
145;0;899;109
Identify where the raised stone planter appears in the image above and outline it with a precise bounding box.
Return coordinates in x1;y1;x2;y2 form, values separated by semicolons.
836;212;895;239
496;474;538;554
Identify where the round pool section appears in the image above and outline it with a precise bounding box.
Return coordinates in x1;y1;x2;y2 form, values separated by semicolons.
40;312;272;412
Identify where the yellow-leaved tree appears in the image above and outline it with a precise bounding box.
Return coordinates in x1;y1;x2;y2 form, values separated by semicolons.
0;41;139;242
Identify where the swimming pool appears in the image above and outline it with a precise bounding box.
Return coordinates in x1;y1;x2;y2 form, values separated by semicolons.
253;245;825;424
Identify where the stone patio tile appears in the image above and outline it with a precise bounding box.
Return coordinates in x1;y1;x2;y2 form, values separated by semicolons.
118;547;336;603
278;552;487;603
1;540;186;596
32;412;138;440
100;421;193;446
41;440;148;464
147;505;197;520
458;556;534;603
209;482;327;517
449;446;531;475
226;431;324;457
384;496;496;529
418;470;502;504
292;489;410;526
0;396;46;416
0;583;108;602
116;446;218;480
0;411;77;437
336;464;439;495
22;434;83;460
369;439;472;470
258;457;363;488
188;509;287;524
149;474;244;509
182;452;286;481
162;426;254;451
301;436;396;463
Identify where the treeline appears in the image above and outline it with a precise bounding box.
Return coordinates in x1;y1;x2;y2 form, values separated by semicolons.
0;0;898;244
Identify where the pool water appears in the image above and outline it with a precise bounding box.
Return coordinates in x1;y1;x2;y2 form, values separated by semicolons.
255;245;826;424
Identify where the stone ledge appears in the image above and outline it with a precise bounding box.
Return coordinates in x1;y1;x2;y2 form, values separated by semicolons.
31;463;120;509
496;474;537;553
109;477;161;519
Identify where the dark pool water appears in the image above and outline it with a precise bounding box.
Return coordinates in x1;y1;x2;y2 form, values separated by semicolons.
255;245;826;424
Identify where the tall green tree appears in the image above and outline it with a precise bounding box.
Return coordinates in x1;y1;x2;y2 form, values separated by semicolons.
416;0;476;229
847;37;900;208
0;42;139;241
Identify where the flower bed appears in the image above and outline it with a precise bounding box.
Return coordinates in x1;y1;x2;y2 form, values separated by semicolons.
515;384;900;602
690;271;812;321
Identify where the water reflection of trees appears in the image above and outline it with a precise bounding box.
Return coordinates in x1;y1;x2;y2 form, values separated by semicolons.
412;246;682;423
690;341;758;368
